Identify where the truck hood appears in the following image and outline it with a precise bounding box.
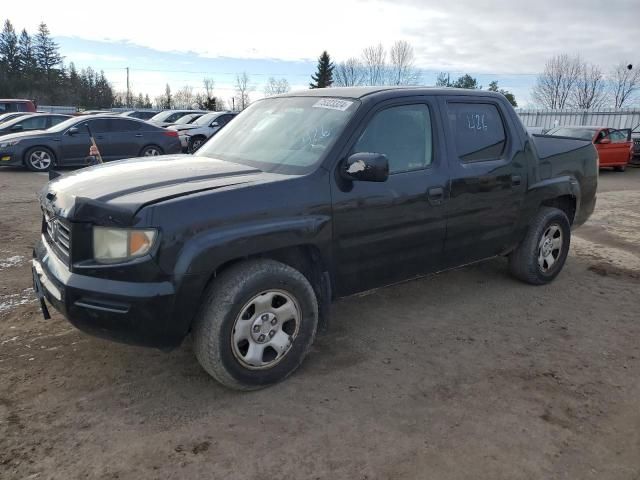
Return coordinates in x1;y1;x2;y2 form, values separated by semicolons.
43;155;270;224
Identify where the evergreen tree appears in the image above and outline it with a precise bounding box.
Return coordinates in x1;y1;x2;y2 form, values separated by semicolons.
144;94;152;109
34;22;63;86
488;80;518;107
164;84;172;109
18;29;37;75
452;74;480;89
309;51;334;88
0;20;20;75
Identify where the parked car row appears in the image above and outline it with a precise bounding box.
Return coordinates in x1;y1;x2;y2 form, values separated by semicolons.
168;111;237;152
0;115;182;171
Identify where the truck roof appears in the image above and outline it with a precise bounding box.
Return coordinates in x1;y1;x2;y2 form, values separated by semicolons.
284;86;506;100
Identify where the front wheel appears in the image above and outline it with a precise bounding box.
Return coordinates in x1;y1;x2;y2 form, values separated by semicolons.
188;136;206;153
509;207;571;285
193;259;319;390
24;147;55;172
614;165;626;172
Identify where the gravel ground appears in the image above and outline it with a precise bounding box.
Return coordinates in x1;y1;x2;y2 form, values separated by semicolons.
0;166;639;480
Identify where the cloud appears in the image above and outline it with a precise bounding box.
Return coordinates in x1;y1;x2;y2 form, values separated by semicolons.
3;0;637;74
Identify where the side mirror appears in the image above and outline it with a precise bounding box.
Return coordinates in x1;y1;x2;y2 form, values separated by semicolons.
341;152;389;182
10;124;23;132
210;122;219;127
67;126;80;136
599;138;611;144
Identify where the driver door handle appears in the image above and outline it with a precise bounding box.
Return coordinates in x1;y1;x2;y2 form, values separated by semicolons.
427;186;445;206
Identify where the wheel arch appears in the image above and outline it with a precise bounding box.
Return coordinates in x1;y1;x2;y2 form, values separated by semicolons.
187;244;332;335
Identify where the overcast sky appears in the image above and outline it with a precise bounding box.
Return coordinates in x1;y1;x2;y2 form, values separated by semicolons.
2;0;638;106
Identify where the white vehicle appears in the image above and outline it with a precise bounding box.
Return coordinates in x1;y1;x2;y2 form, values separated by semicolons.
169;112;237;152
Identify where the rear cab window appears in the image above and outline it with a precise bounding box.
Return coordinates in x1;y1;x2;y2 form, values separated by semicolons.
446;102;507;162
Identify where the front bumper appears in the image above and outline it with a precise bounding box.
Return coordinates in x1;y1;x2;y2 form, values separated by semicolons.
179;134;189;150
0;149;21;166
33;236;186;349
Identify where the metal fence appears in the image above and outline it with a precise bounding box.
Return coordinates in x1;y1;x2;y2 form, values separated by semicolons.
516;109;640;130
37;105;77;114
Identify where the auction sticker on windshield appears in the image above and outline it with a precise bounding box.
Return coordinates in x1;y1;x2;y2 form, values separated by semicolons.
312;98;354;111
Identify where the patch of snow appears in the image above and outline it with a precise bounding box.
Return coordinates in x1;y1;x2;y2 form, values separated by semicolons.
0;288;36;314
0;255;25;269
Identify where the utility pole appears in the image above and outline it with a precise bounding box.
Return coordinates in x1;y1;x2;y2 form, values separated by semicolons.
126;67;130;108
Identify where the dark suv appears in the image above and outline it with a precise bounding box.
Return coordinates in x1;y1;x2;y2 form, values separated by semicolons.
32;87;597;390
0;115;182;171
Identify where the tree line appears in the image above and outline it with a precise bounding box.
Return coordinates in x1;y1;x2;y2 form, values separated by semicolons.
309;44;518;106
0;19;115;108
532;54;639;109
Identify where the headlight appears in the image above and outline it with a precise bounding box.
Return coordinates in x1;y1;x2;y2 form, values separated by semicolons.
93;227;157;263
0;139;20;148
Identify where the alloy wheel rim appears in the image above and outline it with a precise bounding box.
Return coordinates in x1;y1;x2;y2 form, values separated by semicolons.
231;289;300;370
29;151;51;170
144;148;160;156
538;223;563;273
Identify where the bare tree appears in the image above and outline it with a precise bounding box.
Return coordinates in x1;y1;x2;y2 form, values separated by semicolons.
609;63;640;108
532;54;582;109
389;40;421;85
264;77;290;96
234;72;252;110
173;85;196;108
362;43;387;85
435;72;451;87
571;63;607;109
334;57;365;87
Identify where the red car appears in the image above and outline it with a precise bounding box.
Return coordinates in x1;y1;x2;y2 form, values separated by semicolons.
547;126;632;171
0;98;37;114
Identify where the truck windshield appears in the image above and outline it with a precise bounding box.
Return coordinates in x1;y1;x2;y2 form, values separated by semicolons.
196;96;360;174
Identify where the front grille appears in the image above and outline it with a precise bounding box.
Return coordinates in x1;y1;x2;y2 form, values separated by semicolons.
44;212;71;260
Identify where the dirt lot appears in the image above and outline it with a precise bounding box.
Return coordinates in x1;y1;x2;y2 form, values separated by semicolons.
1;167;639;480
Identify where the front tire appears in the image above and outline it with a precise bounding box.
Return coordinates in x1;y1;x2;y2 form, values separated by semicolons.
193;259;319;390
188;136;206;153
509;207;571;285
614;165;626;172
24;147;55;172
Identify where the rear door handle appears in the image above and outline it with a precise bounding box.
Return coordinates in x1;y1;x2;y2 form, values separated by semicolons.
427;186;445;206
512;175;522;186
135;134;143;137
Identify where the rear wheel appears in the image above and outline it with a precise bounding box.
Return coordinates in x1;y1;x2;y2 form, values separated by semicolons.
614;165;626;172
193;259;318;390
24;147;55;172
509;207;571;285
140;145;163;157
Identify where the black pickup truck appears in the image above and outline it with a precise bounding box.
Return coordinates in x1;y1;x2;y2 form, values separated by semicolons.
32;87;597;390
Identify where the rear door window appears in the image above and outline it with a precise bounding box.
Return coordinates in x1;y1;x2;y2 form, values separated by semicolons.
20;116;48;130
447;102;506;162
111;119;143;132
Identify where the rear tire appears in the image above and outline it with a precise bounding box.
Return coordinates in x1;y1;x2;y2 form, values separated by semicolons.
140;145;163;157
614;165;626;172
24;147;55;172
193;259;319;390
509;207;571;285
